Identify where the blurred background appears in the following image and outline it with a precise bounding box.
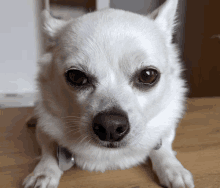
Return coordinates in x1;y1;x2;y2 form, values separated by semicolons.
1;0;220;108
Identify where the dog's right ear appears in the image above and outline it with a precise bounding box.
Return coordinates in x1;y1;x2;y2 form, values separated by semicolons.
41;10;68;49
41;10;68;38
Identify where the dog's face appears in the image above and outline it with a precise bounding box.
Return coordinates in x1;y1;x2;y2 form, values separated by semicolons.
37;1;186;171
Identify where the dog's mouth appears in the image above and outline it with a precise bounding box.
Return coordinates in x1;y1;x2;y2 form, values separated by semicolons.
104;142;120;148
91;136;125;149
98;141;126;149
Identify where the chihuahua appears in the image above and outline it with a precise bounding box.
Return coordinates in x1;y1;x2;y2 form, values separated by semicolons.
23;0;194;187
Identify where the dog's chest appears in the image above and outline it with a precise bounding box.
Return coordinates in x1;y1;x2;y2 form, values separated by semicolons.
73;149;148;172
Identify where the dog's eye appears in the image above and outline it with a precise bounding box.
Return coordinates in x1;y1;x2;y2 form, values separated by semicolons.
65;69;89;87
138;68;158;84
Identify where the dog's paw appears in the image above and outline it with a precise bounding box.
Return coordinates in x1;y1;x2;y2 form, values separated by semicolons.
23;168;62;188
154;161;194;188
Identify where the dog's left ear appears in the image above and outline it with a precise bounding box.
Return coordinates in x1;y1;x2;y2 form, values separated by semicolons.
149;0;179;43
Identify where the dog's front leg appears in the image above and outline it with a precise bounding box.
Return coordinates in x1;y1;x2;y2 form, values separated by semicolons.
23;128;63;188
149;129;194;188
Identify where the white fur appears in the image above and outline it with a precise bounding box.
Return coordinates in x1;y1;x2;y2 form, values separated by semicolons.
23;0;194;188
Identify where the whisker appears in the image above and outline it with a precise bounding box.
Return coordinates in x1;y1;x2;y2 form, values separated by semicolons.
63;117;80;120
65;128;81;135
66;131;80;137
74;135;87;150
75;134;84;143
61;114;91;119
87;138;92;145
67;127;81;130
132;133;143;147
64;120;89;125
61;115;81;118
64;121;80;124
67;125;80;127
79;135;88;145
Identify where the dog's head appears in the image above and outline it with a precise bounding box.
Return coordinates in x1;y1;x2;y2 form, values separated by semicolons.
37;0;187;169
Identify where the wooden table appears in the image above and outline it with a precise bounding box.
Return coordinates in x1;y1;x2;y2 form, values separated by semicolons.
1;98;220;188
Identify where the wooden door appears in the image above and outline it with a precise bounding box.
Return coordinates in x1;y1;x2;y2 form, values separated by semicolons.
183;0;220;97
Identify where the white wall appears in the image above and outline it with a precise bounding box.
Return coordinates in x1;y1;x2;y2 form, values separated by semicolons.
0;0;38;95
97;0;110;10
0;1;86;108
110;0;158;15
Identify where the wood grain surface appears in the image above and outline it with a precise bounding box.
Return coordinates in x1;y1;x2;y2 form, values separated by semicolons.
0;97;220;188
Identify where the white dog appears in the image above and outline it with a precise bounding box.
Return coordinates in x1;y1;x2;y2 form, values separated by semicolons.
23;0;194;187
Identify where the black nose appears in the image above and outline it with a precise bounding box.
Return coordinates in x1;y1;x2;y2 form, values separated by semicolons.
92;109;130;142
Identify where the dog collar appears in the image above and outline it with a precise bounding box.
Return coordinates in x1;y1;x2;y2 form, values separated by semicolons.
154;139;162;150
57;146;75;171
